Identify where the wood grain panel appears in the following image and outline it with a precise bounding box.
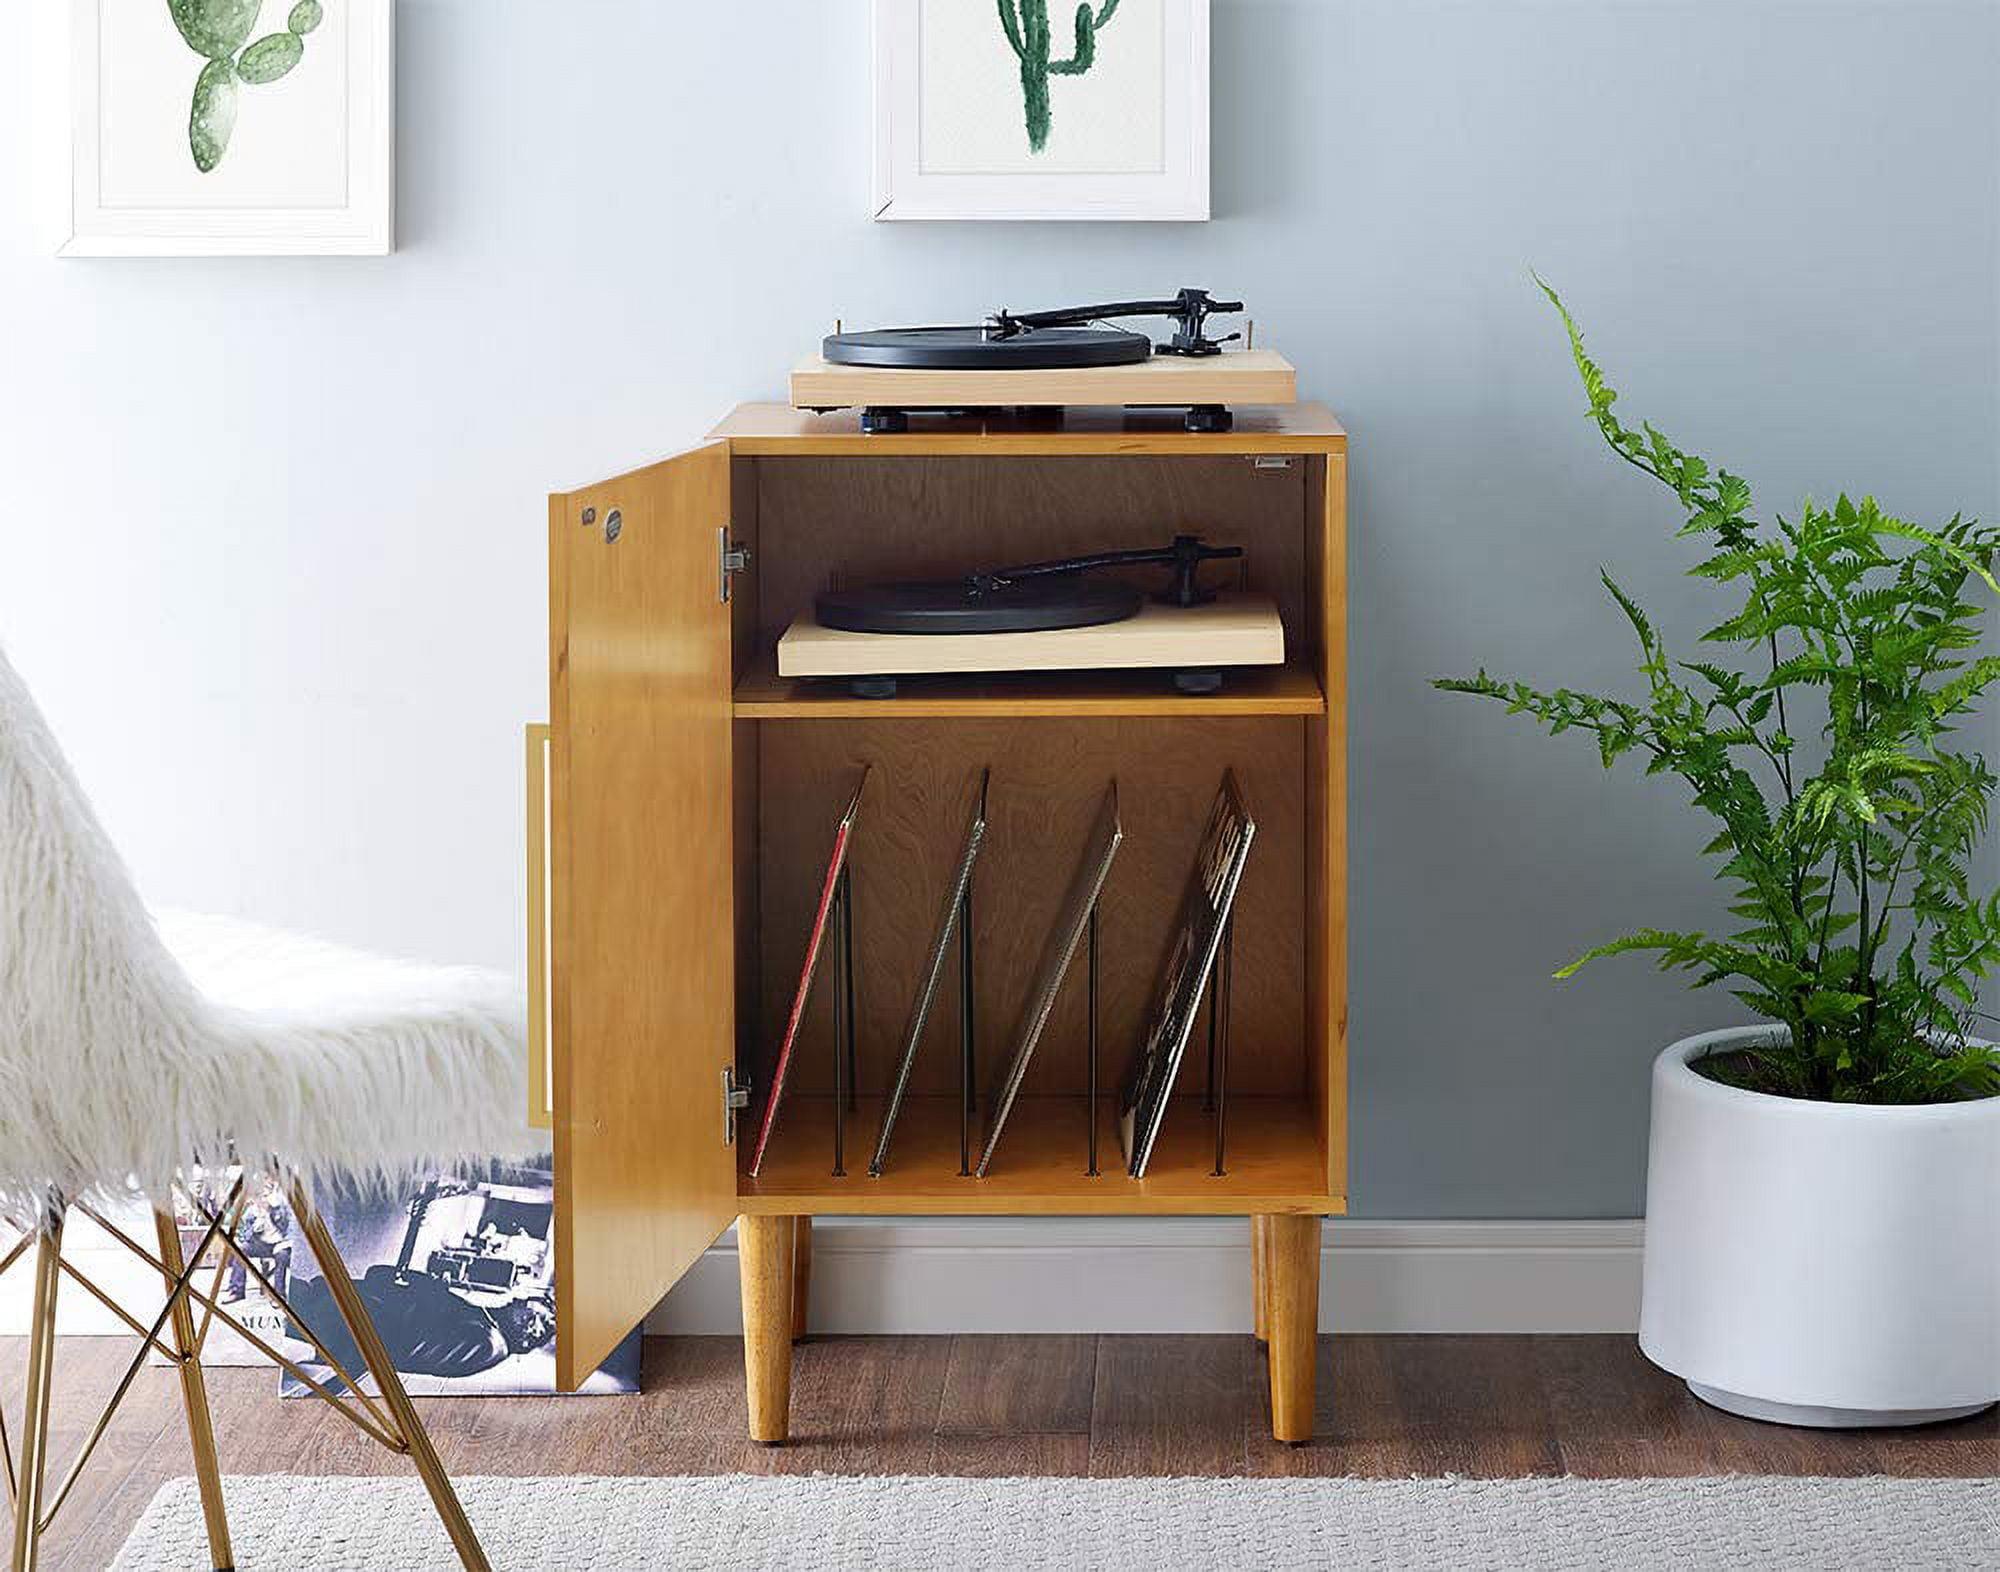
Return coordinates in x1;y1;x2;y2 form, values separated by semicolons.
789;349;1298;414
728;454;762;682
550;443;740;1391
741;1095;1337;1214
938;1334;1096;1435
525;723;552;1130
769;1336;953;1465
20;1332;1992;1564
1265;1213;1322;1442
751;455;1310;650
1246;1335;1402;1477
1376;1336;1563;1477
1305;453;1350;1195
929;1434;1093;1476
739;1215;795;1443
752;719;1307;1110
1088;1335;1252;1476
708;401;1348;456
735;651;1325;718
729;459;766;1130
776;594;1285;680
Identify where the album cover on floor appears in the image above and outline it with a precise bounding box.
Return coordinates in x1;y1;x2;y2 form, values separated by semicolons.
278;1158;640;1397
977;780;1124;1178
1117;770;1257;1178
749;766;870;1178
145;1170;293;1369
871;766;990;1177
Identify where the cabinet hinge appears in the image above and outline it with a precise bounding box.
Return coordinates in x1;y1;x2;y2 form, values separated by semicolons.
722;1066;753;1145
719;528;752;602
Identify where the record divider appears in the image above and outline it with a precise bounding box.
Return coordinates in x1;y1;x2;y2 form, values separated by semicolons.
825;810;1240;1181
843;869;858;1116
830;865;857;1177
958;874;976;1177
1086;902;1101;1177
1211;913;1235;1177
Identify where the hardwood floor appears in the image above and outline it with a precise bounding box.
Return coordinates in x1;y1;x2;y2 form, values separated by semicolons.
9;1334;1993;1569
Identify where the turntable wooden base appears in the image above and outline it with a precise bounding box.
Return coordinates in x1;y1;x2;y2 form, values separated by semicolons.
789;348;1297;420
777;591;1285;684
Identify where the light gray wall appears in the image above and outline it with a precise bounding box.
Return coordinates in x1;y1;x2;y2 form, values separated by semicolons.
3;2;1994;1218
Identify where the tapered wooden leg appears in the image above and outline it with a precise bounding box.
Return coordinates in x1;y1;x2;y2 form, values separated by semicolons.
1251;1216;1271;1344
791;1216;813;1343
155;1209;234;1571
12;1213;63;1572
739;1215;796;1443
1263;1213;1320;1444
289;1186;490;1572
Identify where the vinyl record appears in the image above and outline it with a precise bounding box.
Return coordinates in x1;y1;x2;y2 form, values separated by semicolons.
816;576;1144;635
822;325;1152;371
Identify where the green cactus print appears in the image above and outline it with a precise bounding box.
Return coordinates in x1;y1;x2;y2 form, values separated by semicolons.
168;0;260;60
997;0;1121;153
169;0;326;172
236;32;305;84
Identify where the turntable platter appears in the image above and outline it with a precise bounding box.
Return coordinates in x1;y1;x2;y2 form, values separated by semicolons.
821;325;1152;372
816;576;1144;635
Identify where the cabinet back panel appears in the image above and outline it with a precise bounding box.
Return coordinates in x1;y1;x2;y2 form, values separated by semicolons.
751;457;1310;652
754;718;1307;1105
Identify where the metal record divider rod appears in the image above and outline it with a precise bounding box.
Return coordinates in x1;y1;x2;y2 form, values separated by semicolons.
844;866;859;1115
1212;913;1235;1178
959;872;976;1177
830;864;858;1177
1204;955;1218;1114
1086;902;1101;1177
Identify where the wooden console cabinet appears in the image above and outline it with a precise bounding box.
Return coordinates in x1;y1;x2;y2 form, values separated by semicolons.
541;402;1347;1443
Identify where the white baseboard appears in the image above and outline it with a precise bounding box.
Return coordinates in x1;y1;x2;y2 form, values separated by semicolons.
7;1217;1645;1339
648;1218;1645;1336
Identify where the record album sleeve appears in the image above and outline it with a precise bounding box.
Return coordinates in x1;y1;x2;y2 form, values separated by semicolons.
1117;772;1257;1178
748;768;869;1178
278;1158;639;1398
870;768;990;1177
976;782;1124;1177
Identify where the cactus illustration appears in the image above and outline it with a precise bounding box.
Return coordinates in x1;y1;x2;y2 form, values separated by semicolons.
169;0;326;172
997;0;1121;153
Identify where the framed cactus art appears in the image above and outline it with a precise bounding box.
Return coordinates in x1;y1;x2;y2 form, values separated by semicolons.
873;0;1210;221
41;0;393;255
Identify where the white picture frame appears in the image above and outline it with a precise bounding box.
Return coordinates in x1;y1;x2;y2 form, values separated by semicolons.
43;0;395;257
873;0;1209;222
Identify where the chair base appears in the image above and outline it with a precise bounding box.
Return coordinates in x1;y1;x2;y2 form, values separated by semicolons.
0;1174;490;1572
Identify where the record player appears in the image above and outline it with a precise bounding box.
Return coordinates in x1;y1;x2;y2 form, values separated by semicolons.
777;534;1285;698
792;287;1296;434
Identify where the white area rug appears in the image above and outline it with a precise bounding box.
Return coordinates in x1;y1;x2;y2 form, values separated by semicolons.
112;1473;2000;1570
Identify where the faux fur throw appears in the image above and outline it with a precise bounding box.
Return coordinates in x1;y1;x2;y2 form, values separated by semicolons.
0;645;533;1213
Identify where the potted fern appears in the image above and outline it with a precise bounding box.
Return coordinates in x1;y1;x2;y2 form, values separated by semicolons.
1439;285;2000;1428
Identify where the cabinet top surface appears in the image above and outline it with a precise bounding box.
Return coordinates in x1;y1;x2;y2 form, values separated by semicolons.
707;400;1347;456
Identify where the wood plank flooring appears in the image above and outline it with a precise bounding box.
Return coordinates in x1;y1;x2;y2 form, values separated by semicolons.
10;1334;1993;1569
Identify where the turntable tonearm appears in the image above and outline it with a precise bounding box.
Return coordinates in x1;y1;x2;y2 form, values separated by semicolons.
792;288;1296;434
778;535;1285;698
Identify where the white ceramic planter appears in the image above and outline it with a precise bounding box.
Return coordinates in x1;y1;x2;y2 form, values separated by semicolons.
1640;1026;2000;1427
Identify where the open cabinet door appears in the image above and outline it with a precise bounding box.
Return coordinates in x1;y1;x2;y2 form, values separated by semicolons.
550;441;738;1389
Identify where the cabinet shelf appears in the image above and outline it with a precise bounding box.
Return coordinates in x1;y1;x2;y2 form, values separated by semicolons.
733;651;1326;720
738;1094;1341;1216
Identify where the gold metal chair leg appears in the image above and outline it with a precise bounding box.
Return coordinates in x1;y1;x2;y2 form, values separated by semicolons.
11;1213;63;1572
287;1185;490;1572
155;1209;234;1572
